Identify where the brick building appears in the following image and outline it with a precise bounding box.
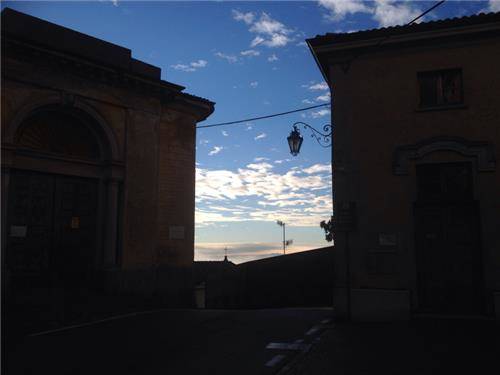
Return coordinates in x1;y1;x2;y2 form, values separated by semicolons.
308;12;500;320
1;8;214;324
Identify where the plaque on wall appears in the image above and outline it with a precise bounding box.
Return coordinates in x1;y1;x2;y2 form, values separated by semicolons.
169;226;185;240
10;225;27;237
379;233;397;247
71;217;80;229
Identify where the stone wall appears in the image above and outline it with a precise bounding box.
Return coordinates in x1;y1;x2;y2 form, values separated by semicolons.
205;247;334;309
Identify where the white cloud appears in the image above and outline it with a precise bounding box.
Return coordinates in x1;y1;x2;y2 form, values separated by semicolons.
308;82;329;91
199;139;210;145
215;52;238;63
111;0;119;7
250;81;259;88
372;0;421;28
247;162;273;171
171;64;195;72
254;157;270;162
311;109;331;118
249;12;290;36
250;36;265;48
302;99;314;104
208;146;223;156
303;164;332;174
296;41;308;47
222;130;229;137
319;0;424;28
263;33;292;48
170;59;208;72
254;133;267;140
268;53;279;62
488;0;500;12
246;123;253;131
190;59;208;68
236;11;294;48
316;92;331;102
318;0;371;21
241;49;260;57
232;9;255;25
195;163;332;228
195;241;329;264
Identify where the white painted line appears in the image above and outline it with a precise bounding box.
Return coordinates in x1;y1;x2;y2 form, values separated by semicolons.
28;310;148;337
321;319;331;324
305;326;320;336
266;342;311;351
265;354;286;367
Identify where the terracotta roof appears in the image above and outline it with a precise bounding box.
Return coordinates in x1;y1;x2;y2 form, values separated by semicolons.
181;92;215;106
308;11;500;47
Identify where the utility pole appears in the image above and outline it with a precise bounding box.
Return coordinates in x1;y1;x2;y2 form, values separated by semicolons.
276;220;286;254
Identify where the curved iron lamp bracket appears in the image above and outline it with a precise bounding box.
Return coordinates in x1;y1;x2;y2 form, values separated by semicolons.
293;121;333;148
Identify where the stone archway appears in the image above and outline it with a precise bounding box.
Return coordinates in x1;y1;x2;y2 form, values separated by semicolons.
2;102;123;327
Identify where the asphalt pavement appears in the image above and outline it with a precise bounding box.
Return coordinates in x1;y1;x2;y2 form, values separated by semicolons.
285;317;500;375
4;307;333;375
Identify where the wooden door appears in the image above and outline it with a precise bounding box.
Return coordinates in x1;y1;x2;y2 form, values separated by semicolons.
415;163;483;314
52;176;98;288
6;171;98;290
6;171;54;287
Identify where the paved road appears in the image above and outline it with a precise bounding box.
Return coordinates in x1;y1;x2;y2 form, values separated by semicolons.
5;308;333;375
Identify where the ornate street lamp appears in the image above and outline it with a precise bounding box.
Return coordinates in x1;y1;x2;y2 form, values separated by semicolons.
286;121;335;244
287;121;333;156
287;125;303;156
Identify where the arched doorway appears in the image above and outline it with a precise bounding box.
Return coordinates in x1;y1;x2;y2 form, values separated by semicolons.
3;104;121;329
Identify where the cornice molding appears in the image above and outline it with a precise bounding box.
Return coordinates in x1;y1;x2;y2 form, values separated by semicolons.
393;136;496;175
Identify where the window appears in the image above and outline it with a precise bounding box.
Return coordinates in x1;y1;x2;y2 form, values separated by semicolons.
418;69;463;108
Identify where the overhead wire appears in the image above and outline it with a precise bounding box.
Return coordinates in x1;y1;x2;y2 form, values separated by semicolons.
196;0;446;131
196;103;330;129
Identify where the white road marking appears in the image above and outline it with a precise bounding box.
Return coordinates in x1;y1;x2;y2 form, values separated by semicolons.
28;310;151;337
321;319;331;324
265;354;286;367
305;326;320;335
266;342;311;351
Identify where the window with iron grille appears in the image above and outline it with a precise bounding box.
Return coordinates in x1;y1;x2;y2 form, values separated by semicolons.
418;69;463;108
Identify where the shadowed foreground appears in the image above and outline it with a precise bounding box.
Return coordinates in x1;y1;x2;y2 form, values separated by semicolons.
288;318;500;375
5;308;333;375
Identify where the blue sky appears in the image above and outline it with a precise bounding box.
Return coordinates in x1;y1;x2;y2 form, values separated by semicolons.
4;1;499;263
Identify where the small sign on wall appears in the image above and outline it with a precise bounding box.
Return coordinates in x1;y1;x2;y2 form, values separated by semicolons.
169;226;185;240
10;225;27;237
71;217;80;229
378;233;398;247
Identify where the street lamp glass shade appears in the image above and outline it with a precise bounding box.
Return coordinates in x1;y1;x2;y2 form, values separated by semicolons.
287;127;303;156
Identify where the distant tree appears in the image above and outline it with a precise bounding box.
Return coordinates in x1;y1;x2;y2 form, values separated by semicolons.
320;215;334;242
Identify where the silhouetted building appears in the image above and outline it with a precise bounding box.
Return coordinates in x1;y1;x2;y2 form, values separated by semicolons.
194;257;236;286
205;247;334;309
308;12;500;320
193;257;236;308
1;8;214;327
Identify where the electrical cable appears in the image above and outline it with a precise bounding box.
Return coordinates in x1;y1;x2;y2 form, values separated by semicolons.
407;0;446;25
196;0;446;131
197;103;330;129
